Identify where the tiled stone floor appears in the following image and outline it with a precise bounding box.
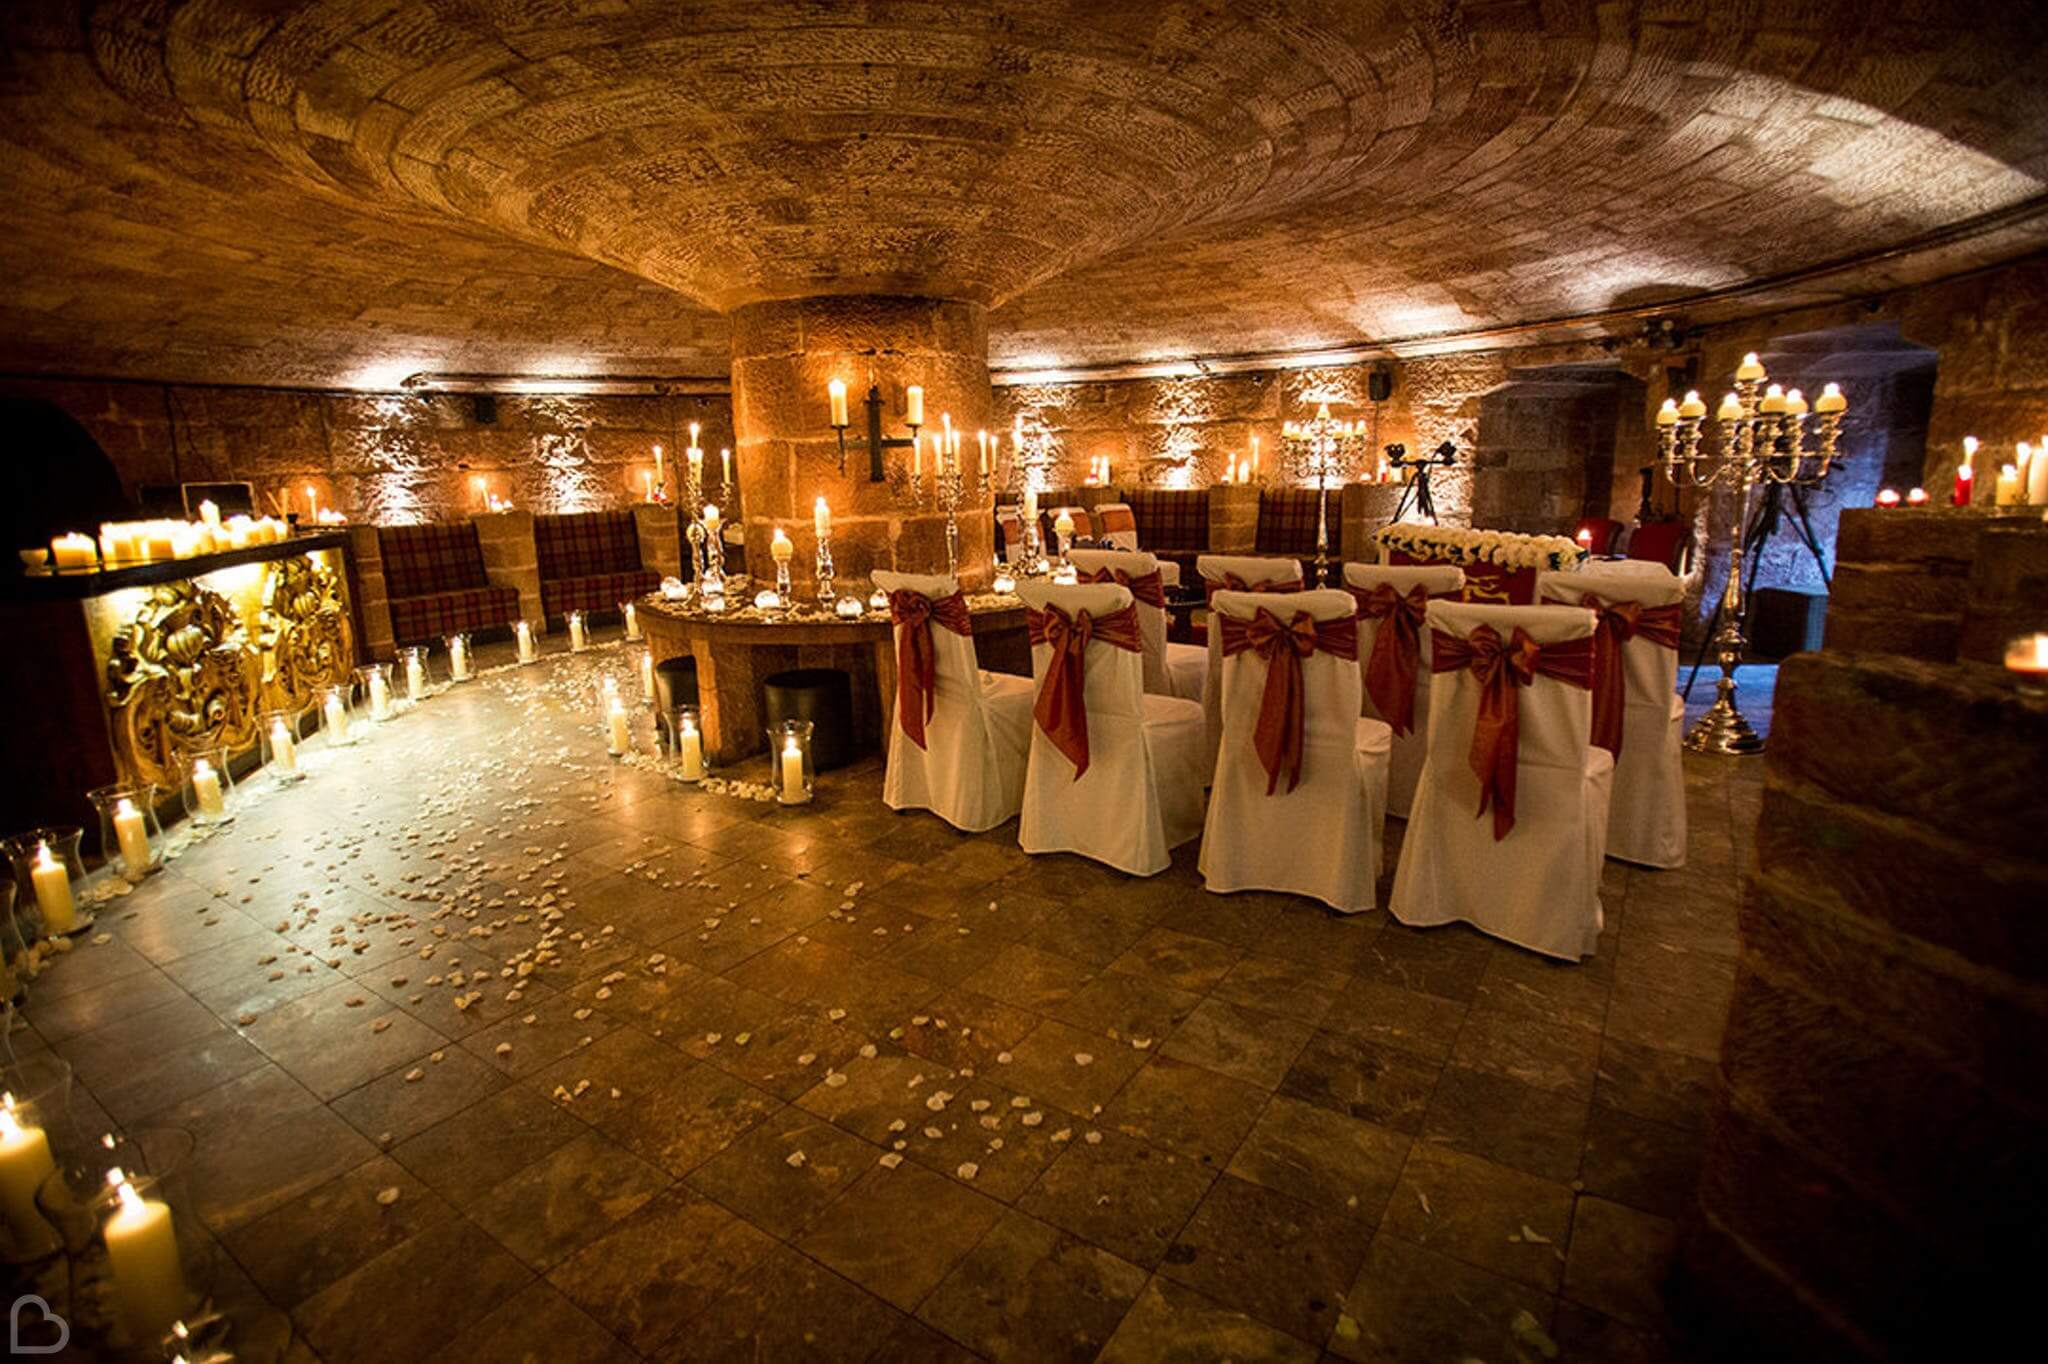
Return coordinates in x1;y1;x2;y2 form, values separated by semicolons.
7;633;1757;1363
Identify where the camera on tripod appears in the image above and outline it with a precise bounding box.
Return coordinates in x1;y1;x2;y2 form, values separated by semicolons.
1386;441;1458;522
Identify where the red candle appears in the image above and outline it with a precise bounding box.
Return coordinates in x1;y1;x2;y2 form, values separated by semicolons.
1953;463;1974;507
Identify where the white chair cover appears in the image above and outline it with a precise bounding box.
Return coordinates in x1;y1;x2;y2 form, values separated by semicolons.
1200;590;1391;914
1587;558;1675;579
874;570;1035;833
1069;548;1205;702
1015;581;1206;875
1342;562;1465;819
1389;602;1613;960
1195;556;1304;765
1537;568;1687;869
1094;502;1140;550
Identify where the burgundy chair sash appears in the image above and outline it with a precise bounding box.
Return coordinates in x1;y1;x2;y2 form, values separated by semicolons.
1351;583;1430;737
1078;565;1167;608
1025;602;1145;778
888;589;973;750
1203;572;1304;602
1577;591;1683;758
1431;624;1595;841
1219;608;1359;795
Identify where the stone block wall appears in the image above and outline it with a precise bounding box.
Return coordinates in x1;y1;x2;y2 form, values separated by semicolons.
473;510;542;628
1826;507;2045;662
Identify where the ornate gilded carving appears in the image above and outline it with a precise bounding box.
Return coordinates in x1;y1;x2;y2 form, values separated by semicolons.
259;553;355;714
104;581;262;789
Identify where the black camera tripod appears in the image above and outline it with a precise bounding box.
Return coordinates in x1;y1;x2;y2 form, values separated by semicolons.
1387;441;1458;525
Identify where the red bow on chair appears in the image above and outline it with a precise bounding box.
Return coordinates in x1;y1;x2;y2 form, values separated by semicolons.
1351;583;1430;736
1026;603;1145;778
1204;572;1304;602
888;589;972;750
1576;591;1682;758
1079;565;1167;608
1430;624;1594;841
1219;608;1358;794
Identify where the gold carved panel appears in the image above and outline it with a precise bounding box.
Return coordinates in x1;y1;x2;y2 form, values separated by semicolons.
259;552;355;715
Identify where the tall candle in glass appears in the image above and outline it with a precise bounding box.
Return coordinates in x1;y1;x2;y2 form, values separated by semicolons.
103;1169;186;1343
0;1095;57;1257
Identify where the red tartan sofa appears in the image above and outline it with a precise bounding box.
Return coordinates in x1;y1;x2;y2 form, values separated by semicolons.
536;510;660;622
1122;489;1208;575
379;522;521;645
1256;488;1337;560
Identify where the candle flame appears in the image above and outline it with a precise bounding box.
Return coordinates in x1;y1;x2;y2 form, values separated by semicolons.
34;841;55;871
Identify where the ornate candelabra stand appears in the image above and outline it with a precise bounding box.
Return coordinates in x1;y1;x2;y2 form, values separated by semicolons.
830;379;923;482
1657;354;1848;754
815;529;836;610
1280;402;1370;585
935;453;969;577
680;437;730;586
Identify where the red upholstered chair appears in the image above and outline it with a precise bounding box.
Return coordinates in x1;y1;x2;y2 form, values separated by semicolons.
378;522;521;645
1122;489;1209;576
1624;519;1689;573
1572;516;1624;556
535;510;661;623
1256;489;1336;560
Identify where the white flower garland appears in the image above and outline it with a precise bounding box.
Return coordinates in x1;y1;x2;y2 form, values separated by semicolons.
1372;524;1588;573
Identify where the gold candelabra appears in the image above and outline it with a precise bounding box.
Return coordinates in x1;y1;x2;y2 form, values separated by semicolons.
1657;353;1848;754
1280;402;1370;585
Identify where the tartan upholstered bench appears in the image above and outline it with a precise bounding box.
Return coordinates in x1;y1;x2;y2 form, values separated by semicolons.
1122;489;1208;575
378;521;522;645
1256;488;1336;560
535;510;661;623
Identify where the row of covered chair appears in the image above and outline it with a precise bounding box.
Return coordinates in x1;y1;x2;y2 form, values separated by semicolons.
879;551;1688;960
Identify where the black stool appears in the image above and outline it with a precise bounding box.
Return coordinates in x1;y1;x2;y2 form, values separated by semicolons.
761;668;855;771
653;656;700;751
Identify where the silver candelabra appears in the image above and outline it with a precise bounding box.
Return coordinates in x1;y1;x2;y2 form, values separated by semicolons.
1280;402;1370;585
815;529;836;609
681;437;730;594
1657;354;1848;755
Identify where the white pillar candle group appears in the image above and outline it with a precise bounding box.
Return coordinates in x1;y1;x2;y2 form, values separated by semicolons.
31;841;76;934
103;1168;187;1344
0;1097;57;1258
517;620;537;663
192;760;225;816
270;720;298;775
368;670;391;721
112;798;151;876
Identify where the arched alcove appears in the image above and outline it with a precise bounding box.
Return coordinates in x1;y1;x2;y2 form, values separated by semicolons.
1472;366;1649;535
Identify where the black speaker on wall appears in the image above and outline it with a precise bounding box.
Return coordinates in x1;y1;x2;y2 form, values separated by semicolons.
1368;366;1394;403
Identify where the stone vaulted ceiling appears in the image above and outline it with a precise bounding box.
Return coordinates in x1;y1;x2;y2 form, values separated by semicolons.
2;0;2047;387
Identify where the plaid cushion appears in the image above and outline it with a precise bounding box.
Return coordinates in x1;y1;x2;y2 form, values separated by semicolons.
379;522;491;598
1123;490;1208;552
536;510;644;581
1256;489;1337;558
388;585;521;645
542;570;662;621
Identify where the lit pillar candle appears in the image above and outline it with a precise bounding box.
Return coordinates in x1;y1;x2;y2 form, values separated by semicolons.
677;716;704;780
2031;441;2048;505
1955;436;1978;507
568;612;586;651
721;447;731;486
1023;486;1038;529
814;496;831;539
905;385;924;427
270;720;298;775
516;621;536;663
606;702;631;756
322;692;349;742
623;601;640;640
703;505;720;537
368;671;391;721
305;484;319;520
978;430;989;476
639;649;655;702
0;1097;58;1257
828;378;849;427
406;655;426;701
771;528;793;563
779;734;809;804
449;637;470;680
653;444;664;489
1994;463;2023;506
30;842;74;934
688;445;703;487
50;533;97;569
192;760;225;816
112;798;151;877
103;1168;187;1344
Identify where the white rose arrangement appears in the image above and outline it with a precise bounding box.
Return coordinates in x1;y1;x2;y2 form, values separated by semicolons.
1374;524;1587;572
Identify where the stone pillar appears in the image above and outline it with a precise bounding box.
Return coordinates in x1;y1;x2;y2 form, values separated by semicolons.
1341;482;1405;564
346;525;394;661
633;503;685;581
473;509;542;627
729;296;995;593
1208;484;1261;552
